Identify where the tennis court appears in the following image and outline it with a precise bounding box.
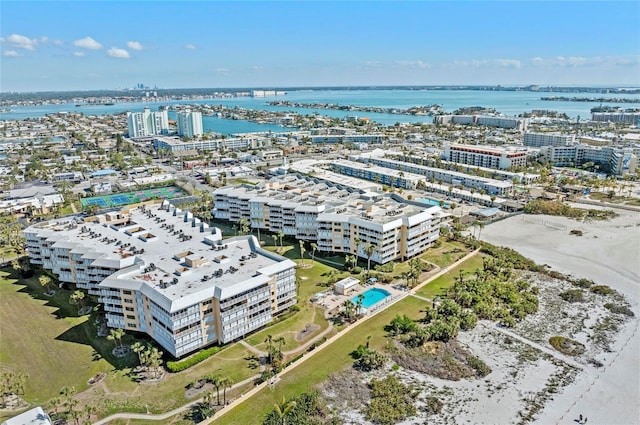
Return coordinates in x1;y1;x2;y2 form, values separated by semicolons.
81;186;186;208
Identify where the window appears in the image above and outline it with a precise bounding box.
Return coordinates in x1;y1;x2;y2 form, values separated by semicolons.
126;314;136;320
125;307;135;312
123;290;132;295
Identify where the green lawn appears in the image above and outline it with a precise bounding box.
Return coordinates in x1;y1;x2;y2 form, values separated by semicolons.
420;240;472;267
415;254;485;300
0;270;112;415
214;295;428;425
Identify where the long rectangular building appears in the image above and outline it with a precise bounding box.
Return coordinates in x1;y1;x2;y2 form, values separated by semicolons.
213;176;444;265
24;202;296;357
351;152;513;195
443;143;528;170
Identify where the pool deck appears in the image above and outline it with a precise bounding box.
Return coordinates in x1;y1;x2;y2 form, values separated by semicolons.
314;283;405;318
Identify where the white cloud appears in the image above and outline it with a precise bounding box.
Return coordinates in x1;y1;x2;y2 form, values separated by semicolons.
73;51;86;57
215;67;230;74
74;36;102;50
184;44;196;50
494;59;521;69
5;33;38;50
396;60;432;69
52;39;64;46
107;47;130;58
126;41;143;51
3;50;23;57
251;65;264;71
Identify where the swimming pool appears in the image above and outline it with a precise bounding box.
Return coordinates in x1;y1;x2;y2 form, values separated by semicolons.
351;288;391;309
417;197;450;208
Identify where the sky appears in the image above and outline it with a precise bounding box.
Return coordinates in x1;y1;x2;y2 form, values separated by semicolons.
1;1;639;92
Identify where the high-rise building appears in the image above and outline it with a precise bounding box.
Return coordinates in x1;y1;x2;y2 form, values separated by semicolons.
126;107;169;138
177;109;203;138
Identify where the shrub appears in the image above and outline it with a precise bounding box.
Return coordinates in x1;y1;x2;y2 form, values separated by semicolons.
166;345;226;372
574;278;594;288
591;285;613;295
569;229;583;236
559;289;585;303
604;303;635;317
549;336;585;356
290;304;301;312
424;396;444;415
353;266;362;274
467;356;491;377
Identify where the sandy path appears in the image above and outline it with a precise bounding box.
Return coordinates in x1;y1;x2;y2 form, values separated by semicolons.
481;209;640;424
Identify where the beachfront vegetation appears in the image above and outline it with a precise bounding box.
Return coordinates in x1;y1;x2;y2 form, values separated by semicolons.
524;199;617;220
262;391;339;425
548;336;585;356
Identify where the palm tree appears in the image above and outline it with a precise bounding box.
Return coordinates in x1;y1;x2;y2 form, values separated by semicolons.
131;342;146;366
277;230;285;252
209;374;222;405
271;234;279;249
355;294;365;316
70;290;86;312
107;328;125;350
363;243;376;277
239;217;250;235
39;275;53;293
310;242;317;263
220;376;233;405
264;335;274;363
298;240;306;266
274;396;297;425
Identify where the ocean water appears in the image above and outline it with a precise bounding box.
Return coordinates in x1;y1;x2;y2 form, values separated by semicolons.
2;89;639;134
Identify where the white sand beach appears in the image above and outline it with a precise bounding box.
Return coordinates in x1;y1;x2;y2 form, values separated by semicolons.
480;208;640;425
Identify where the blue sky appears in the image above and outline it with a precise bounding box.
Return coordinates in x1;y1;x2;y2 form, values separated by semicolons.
1;1;638;92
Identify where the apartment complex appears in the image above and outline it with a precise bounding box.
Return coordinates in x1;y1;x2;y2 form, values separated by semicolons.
443;144;528;170
591;112;640;124
540;144;638;175
434;114;527;130
126;107;169;138
24;202;297;357
213;176;444;264
153;135;268;153
523;132;574;148
351;152;513;195
176;109;204;138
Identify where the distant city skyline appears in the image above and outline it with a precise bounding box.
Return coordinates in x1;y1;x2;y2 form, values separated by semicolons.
1;1;639;92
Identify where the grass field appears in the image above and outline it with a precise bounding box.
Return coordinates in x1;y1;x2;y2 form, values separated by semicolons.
415;253;485;300
214;296;428;425
420;240;472;267
0;269;112;418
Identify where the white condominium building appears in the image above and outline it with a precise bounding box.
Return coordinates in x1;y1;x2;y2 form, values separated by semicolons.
213;176;444;264
434;114;526;130
350;152;513;195
177;109;204;138
540;145;637;176
443;144;528;170
591;112;640;124
127;107;169;138
523;132;574;148
24;202;296;357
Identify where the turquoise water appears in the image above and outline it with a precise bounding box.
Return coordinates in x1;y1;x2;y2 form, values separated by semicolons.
418;197;450;208
4;89;638;125
351;288;391;309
